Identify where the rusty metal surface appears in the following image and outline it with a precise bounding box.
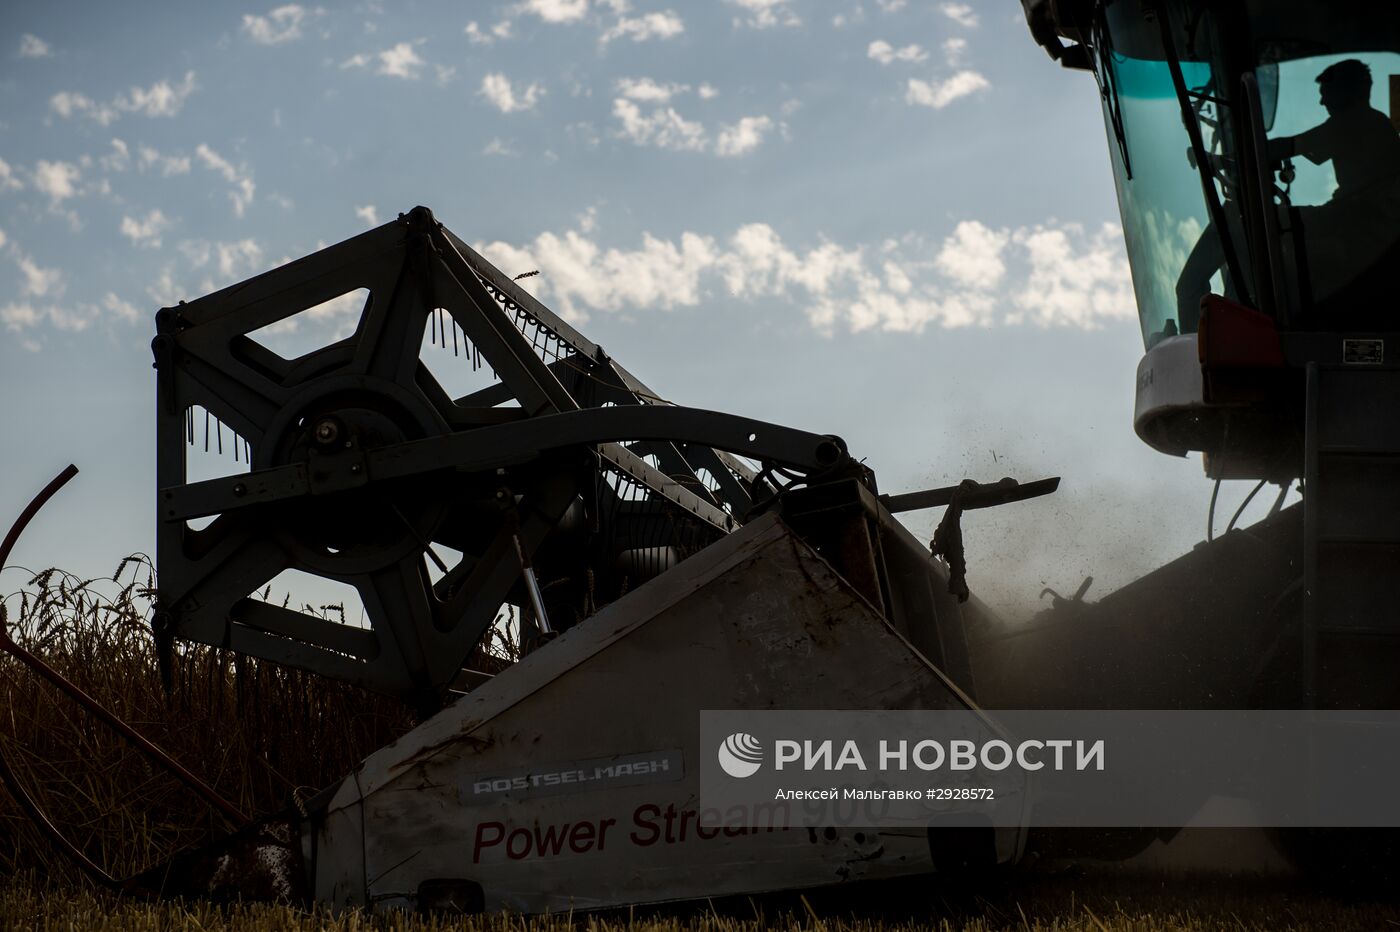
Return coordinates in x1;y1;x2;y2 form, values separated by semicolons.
305;512;1024;913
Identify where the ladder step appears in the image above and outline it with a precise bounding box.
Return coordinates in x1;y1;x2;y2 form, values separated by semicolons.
1318;446;1400;457
1318;535;1400;546
1315;627;1400;639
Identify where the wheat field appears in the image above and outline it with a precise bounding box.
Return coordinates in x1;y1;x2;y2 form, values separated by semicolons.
2;563;1398;930
0;558;414;884
5;870;1400;931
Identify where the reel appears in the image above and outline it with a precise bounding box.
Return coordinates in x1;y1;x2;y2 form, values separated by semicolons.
153;207;849;712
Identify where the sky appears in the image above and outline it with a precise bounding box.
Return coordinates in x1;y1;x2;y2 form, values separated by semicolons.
0;0;1293;619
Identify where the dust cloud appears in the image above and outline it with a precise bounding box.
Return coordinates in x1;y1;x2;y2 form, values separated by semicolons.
895;419;1219;625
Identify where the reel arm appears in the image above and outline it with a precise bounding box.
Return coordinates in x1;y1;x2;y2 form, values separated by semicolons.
161;405;846;524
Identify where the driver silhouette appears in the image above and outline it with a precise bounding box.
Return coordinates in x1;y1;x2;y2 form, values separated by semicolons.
1267;59;1400;198
1176;59;1400;330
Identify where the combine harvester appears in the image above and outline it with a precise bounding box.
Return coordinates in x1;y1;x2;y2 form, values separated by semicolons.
142;206;1056;911
5;0;1394;911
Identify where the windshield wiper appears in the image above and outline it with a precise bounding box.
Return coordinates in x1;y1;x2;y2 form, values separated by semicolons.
1090;12;1133;179
1155;2;1253;310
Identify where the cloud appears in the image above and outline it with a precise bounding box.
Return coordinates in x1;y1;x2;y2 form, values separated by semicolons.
465;20;513;44
868;39;928;64
0;303;40;332
475;217;1132;334
355;204;379;225
99;139;131;172
943;36;967;66
102;292;141;323
512;0;681;45
340;41;427;79
302;290;366;321
179;238;265;283
3;241;72;334
517;0;589;23
600;10;684;44
195;144;256;216
147;267;184;306
242;5;319;44
119;71;198;117
246;285;370;342
479;73;544;113
615;77;688;103
607;81;770;155
726;0;799;28
33;160;81;203
612;99;706;151
377;41;425;78
478;227;718;321
611;93;775;156
0;301;92;341
611;96;776;156
0;158;22;192
49;71;197;125
216;240;264;279
940;2;978;27
17;254;64;298
19;34;52;58
0;294;118;336
715;115;773;157
138;145;192;175
935;220;1008;289
1010;223;1136;327
482;138;519;157
906;70;989;108
49;92;113;125
120;209;172;248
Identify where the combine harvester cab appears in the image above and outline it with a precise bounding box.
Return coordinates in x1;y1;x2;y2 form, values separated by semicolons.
1005;0;1400;711
149;207;1044;912
989;0;1400;875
